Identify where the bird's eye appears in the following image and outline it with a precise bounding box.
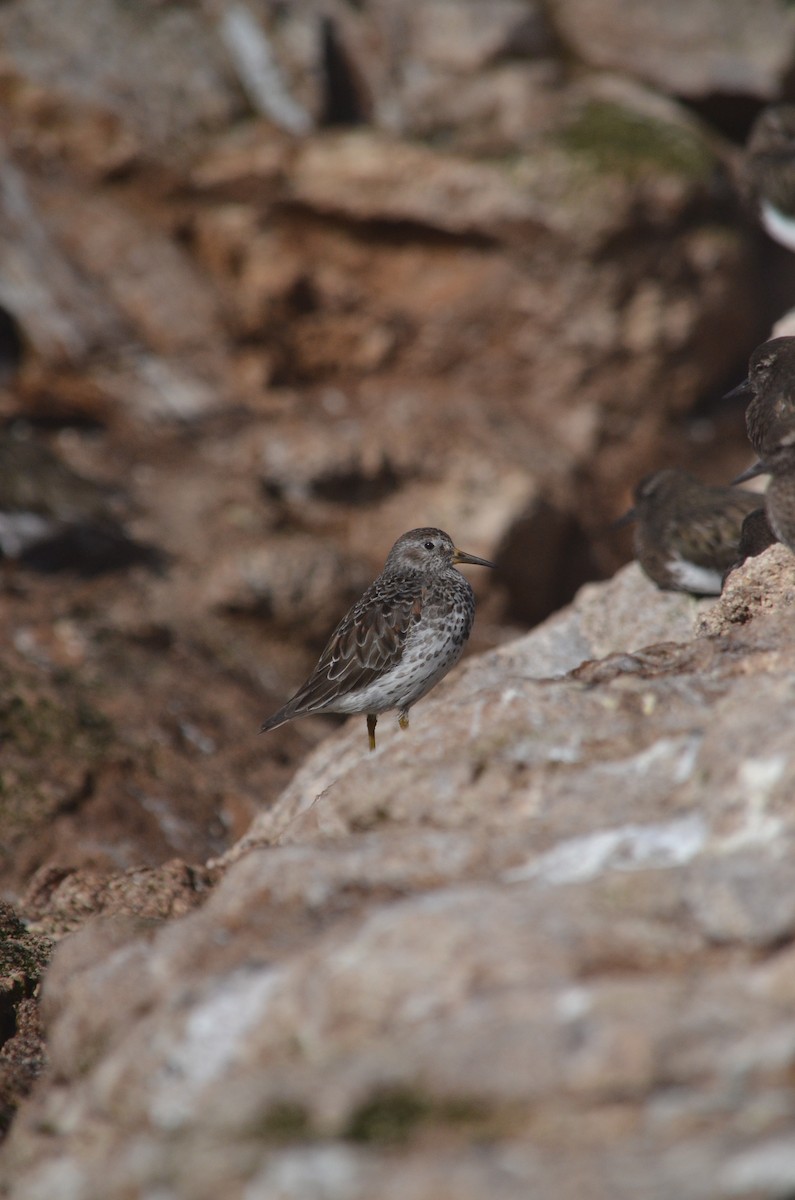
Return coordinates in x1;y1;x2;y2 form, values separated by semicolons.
423;540;435;550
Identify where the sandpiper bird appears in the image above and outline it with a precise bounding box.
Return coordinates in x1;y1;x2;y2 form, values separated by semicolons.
722;507;778;585
724;337;795;459
615;468;762;595
260;527;494;751
745;105;795;252
734;423;795;552
737;505;778;559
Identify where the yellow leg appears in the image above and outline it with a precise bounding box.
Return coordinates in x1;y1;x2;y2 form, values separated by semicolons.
367;713;377;752
398;710;409;731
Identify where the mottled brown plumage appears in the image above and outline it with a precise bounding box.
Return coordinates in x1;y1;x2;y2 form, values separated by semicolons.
736;424;795;554
737;505;778;560
617;469;761;595
722;508;778;585
726;337;795;459
260;528;494;750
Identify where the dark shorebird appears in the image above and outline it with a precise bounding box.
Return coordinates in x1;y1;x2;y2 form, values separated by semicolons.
739;505;778;558
745;105;795;252
724;506;778;582
260;527;494;751
724;337;795;459
616;468;762;595
734;424;795;553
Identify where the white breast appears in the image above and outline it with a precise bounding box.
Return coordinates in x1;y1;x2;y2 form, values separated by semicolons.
668;554;723;595
330;616;467;715
761;201;795;253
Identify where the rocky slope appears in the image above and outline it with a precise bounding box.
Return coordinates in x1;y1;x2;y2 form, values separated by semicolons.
2;548;795;1199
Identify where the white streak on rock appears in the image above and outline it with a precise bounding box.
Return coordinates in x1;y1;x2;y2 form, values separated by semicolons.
739;755;787;793
722;1138;795;1194
719;755;787;853
505;814;707;885
219;6;312;135
598;734;702;783
244;1147;364;1199
149;967;280;1129
555;986;592;1022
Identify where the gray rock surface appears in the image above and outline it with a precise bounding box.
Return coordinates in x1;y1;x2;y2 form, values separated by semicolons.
550;0;795;99
4;556;795;1199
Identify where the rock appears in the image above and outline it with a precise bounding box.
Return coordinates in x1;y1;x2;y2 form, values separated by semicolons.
564;561;711;661
209;533;371;643
0;0;242;156
0;605;287;899
399;61;565;154
402;0;553;74
0;156;229;422
0;902;50;1138
0;159;123;365
5;558;795;1196
696;543;795;636
550;0;795;100
21;859;215;940
285;119;716;248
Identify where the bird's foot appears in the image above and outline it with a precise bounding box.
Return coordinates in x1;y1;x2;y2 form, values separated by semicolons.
398;710;409;732
367;713;377;752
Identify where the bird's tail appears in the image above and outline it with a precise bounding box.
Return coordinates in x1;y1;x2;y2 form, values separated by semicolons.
259;707;289;734
260;697;310;734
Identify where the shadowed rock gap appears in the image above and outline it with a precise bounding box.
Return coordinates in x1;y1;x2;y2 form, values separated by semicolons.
319;16;371;127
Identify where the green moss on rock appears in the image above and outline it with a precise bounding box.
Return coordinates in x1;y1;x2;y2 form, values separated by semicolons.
257;1101;312;1142
344;1085;490;1145
0;669;116;855
0;902;52;987
560;100;716;181
0;689;113;759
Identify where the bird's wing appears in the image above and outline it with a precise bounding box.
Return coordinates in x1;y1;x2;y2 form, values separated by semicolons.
265;580;423;724
670;494;761;566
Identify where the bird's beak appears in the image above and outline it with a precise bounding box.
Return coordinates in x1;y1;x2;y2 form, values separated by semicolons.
732;460;769;484
723;377;753;404
452;547;495;568
610;506;637;530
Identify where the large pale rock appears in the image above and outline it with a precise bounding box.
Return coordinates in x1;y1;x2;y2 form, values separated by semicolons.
0;0;241;154
550;0;795;100
402;0;549;73
0;161;123;363
697;542;795;636
0;152;230;420
5;560;795;1198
